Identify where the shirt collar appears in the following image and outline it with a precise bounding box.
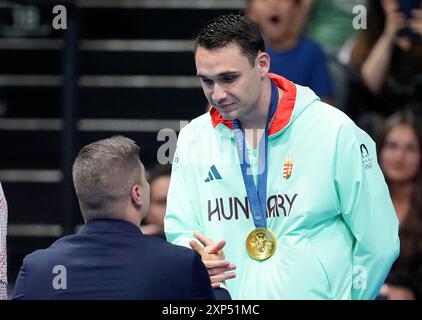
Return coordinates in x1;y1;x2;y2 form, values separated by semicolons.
78;218;142;235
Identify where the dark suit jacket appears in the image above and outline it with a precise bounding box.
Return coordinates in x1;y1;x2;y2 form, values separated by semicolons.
13;219;215;300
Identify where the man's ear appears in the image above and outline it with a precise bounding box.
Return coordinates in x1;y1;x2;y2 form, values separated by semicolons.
131;184;144;207
256;52;270;76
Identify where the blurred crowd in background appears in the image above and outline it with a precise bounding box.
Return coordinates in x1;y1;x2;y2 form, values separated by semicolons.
0;0;421;299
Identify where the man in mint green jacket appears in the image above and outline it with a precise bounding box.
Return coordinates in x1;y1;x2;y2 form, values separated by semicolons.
165;14;399;300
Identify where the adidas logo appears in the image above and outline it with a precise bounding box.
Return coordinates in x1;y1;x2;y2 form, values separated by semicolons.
204;165;222;182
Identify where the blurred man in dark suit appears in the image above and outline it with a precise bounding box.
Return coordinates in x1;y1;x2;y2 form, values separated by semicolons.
14;136;215;300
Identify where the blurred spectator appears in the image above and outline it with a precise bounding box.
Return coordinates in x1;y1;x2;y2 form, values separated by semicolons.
345;0;422;123
378;111;422;299
141;164;171;240
300;0;368;111
302;0;368;56
0;183;7;300
247;0;334;104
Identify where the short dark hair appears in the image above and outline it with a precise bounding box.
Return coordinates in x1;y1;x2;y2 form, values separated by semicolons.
194;14;265;66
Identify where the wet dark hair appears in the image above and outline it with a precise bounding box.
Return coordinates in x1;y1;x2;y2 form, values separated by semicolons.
194;14;265;66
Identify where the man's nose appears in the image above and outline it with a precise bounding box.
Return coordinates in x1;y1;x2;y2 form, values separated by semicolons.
211;83;227;102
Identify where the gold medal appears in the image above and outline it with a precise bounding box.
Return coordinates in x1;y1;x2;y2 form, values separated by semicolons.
246;228;276;261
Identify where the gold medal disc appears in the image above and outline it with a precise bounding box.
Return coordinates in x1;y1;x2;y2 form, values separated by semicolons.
246;228;276;261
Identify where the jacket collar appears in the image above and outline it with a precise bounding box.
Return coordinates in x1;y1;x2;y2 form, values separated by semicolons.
209;73;297;136
78;219;142;235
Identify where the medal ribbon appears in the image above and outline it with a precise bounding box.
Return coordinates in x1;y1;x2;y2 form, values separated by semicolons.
233;80;279;229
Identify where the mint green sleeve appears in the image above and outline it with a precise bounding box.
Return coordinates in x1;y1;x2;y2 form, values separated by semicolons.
164;132;203;247
333;121;400;300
